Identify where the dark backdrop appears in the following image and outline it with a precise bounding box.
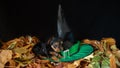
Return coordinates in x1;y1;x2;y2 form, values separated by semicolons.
0;0;120;48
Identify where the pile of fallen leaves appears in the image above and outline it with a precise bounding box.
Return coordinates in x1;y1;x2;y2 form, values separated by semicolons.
0;36;120;68
0;36;39;68
83;38;120;68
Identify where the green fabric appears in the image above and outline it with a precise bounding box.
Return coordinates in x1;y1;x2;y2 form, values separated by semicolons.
60;43;94;62
69;41;80;55
60;41;80;58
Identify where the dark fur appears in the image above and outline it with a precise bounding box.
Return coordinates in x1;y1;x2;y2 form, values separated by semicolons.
32;42;53;58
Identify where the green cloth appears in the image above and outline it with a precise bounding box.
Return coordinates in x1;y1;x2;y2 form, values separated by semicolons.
60;41;80;58
60;41;94;62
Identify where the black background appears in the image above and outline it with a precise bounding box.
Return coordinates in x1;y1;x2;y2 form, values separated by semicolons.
0;0;120;48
